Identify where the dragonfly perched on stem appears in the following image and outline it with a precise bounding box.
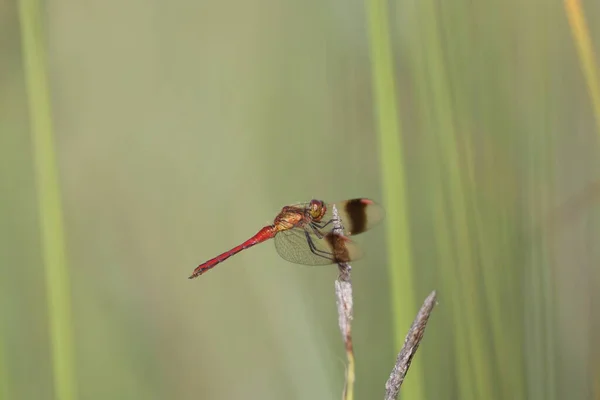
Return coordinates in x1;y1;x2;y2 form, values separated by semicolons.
189;198;383;279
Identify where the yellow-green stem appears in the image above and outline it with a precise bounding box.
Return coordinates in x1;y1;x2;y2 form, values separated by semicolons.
365;0;423;398
564;0;600;137
344;347;355;400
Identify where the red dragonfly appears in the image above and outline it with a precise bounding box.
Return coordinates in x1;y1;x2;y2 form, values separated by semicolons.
189;198;383;278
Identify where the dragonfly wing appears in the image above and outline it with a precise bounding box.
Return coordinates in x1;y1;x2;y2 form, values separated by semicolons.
273;228;363;266
321;198;384;236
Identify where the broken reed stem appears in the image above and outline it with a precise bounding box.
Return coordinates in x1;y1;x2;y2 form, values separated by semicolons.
332;204;355;400
384;290;438;400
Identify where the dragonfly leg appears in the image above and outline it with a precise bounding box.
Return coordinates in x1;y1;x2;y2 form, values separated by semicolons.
312;219;334;230
308;224;325;239
304;230;334;260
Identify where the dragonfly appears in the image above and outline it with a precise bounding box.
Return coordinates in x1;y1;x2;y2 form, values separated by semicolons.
189;198;383;279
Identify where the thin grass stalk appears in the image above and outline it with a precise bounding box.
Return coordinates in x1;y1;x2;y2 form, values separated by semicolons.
414;0;495;397
17;1;77;400
432;194;476;400
0;338;7;400
522;8;558;396
525;129;557;400
464;137;526;399
564;0;600;138
364;0;423;398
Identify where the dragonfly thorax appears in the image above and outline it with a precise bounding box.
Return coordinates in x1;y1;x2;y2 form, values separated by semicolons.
273;207;308;232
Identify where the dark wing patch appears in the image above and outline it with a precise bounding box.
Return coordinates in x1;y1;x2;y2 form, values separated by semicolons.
319;198;384;236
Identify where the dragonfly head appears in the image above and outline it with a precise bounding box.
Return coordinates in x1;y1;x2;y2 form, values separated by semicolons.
308;199;327;221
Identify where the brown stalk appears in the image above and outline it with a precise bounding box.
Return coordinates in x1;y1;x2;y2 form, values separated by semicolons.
331;204;356;400
384;290;438;400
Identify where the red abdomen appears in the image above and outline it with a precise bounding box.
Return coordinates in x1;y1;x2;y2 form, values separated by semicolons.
189;226;276;278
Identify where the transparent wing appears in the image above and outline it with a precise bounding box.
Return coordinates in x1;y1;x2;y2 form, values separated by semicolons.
273;227;363;266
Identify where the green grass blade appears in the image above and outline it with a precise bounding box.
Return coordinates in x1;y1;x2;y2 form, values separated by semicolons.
0;338;7;400
17;1;77;399
365;0;423;398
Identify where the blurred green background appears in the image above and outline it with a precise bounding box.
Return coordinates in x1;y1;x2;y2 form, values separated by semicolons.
2;0;600;399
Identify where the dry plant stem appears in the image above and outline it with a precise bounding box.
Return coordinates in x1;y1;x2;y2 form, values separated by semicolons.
332;205;355;400
384;290;438;400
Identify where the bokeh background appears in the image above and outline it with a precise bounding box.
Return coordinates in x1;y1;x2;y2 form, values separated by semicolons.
2;0;600;399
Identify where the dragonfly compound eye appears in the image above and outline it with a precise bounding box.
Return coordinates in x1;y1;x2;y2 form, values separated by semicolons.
308;199;326;220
